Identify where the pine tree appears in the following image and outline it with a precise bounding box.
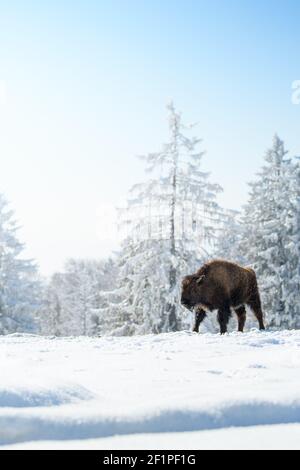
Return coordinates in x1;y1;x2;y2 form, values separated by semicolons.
0;194;41;334
106;103;223;335
284;157;300;328
241;135;300;328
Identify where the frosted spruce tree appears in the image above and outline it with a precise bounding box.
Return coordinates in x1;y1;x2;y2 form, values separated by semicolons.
241;135;300;328
0;194;41;334
105;103;223;335
285;156;300;328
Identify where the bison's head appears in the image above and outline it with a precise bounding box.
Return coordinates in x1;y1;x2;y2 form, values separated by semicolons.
181;274;206;311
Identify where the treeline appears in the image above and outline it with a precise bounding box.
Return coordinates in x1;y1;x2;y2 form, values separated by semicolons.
0;104;299;336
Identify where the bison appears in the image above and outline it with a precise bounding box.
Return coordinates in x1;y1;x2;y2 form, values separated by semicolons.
181;259;265;334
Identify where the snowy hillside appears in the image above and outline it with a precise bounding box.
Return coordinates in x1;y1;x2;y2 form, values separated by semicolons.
1;330;300;450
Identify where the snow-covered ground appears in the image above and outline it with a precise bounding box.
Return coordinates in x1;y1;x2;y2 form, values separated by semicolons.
1;330;300;450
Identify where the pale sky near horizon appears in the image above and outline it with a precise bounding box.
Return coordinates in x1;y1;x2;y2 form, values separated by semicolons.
0;0;299;275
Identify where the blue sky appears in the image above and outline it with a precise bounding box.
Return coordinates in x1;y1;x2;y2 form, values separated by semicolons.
0;0;299;274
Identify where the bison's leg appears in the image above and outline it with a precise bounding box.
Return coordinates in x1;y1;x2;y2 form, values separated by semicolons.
248;295;265;330
193;309;206;333
217;306;231;334
235;305;246;332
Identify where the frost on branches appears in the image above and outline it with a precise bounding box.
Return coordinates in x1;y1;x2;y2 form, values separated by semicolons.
105;103;224;335
241;135;300;329
214;209;245;265
40;258;118;336
0;194;41;334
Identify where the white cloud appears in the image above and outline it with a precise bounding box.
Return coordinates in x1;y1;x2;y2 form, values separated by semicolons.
0;80;7;105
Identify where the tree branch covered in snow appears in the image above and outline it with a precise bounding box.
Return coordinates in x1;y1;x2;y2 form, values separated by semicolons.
0;194;41;334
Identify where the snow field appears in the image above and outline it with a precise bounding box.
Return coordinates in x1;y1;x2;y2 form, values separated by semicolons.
1;330;300;449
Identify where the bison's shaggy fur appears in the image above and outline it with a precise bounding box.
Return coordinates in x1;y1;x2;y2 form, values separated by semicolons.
181;259;265;334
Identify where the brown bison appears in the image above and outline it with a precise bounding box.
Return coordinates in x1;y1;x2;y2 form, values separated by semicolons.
181;259;265;334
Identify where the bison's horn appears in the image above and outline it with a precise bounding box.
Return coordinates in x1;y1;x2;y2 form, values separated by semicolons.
196;275;205;284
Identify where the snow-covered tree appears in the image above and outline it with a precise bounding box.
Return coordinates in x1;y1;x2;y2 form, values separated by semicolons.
41;258;118;336
284;156;300;328
39;273;65;336
214;209;245;264
105;103;224;335
241;135;300;329
0;194;41;334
